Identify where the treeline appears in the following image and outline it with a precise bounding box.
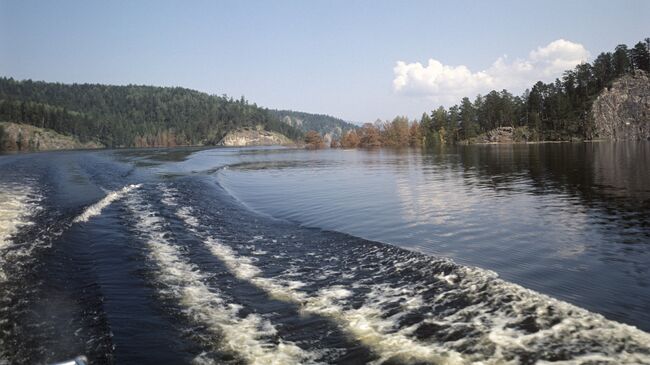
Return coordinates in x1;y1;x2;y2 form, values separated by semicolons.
0;78;303;148
325;38;649;149
0;99;98;142
305;116;422;149
418;39;650;144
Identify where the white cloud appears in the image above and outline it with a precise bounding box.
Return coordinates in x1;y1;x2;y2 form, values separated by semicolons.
393;39;590;104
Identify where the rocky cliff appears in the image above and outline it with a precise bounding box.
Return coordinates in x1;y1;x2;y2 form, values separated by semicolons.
218;128;294;147
268;109;356;140
0;122;103;152
593;70;650;140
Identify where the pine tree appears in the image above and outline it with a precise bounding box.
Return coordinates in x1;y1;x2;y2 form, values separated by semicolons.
613;44;631;76
631;41;650;72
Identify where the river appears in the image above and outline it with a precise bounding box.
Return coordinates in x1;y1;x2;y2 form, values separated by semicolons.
0;142;648;364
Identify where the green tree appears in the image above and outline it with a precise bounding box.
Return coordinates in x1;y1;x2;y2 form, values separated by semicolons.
432;106;447;131
447;105;460;142
631;41;650;72
498;90;517;127
459;97;478;139
613;44;631;76
419;112;434;144
0;78;304;147
431;106;448;143
592;52;614;89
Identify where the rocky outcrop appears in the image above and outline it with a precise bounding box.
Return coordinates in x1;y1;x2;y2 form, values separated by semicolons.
485;127;515;143
282;115;303;129
218;128;294;147
466;126;534;144
593;70;650;140
0;122;103;152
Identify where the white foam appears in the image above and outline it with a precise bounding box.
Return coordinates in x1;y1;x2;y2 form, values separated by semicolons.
73;184;141;223
165;190;650;364
305;286;465;365
0;188;35;249
0;183;41;282
168;197;463;364
173;202;308;303
442;264;650;363
125;192;313;365
159;184;179;207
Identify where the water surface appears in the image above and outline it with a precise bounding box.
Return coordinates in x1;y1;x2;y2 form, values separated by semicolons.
218;143;650;330
0;143;648;364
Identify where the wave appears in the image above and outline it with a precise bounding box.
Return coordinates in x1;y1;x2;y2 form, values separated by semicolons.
0;181;38;362
125;189;317;365
73;184;141;223
171;200;465;364
163;184;650;364
0;182;42;282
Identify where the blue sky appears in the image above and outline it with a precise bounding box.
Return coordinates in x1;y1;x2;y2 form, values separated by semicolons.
1;0;648;123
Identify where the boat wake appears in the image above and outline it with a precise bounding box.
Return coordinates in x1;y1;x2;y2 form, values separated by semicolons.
160;183;650;364
126;189;319;365
73;184;142;223
1;157;649;364
0;180;42;282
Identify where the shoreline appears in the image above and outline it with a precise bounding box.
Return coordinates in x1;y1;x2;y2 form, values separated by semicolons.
2;138;647;155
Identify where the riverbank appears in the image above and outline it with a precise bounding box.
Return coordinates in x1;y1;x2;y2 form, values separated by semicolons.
0;123;304;153
0;122;103;152
458;126;588;145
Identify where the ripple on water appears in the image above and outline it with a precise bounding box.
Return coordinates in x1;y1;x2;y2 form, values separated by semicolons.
162;183;650;365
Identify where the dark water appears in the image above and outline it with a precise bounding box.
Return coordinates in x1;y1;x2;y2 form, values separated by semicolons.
0;143;649;365
217;143;650;330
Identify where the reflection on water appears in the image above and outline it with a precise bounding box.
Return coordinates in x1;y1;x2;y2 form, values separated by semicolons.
215;142;650;330
1;145;649;364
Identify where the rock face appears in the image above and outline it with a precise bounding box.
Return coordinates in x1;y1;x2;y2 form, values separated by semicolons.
485;127;515;143
282;115;303;129
471;127;520;143
0;122;103;152
593;70;650;140
218;128;294;147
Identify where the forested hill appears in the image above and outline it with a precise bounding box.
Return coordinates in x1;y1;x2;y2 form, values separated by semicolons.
0;78;303;148
268;109;357;139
